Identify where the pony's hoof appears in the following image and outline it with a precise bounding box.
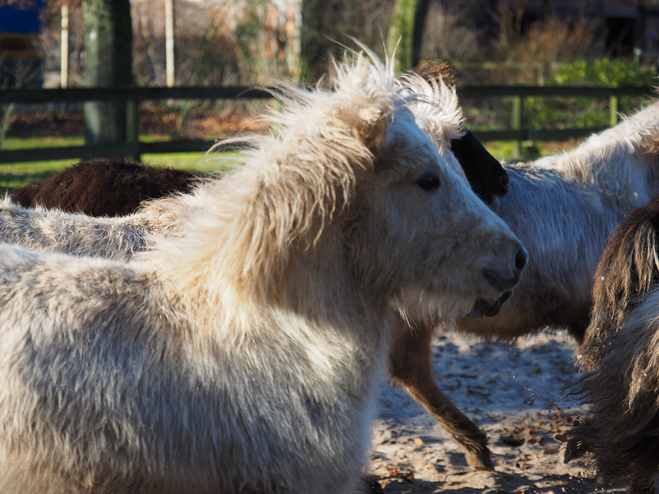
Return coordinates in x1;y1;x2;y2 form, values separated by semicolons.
360;474;383;493
466;447;496;472
554;432;588;463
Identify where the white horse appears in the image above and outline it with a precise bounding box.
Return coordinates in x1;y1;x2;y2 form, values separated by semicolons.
0;53;524;494
388;98;659;469
459;99;659;340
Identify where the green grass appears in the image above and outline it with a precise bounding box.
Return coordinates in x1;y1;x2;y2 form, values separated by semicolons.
0;137;240;194
141;151;238;172
0;136;85;150
485;139;581;161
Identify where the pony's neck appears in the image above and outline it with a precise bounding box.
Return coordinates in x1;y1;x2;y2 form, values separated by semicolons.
156;215;393;342
277;231;392;322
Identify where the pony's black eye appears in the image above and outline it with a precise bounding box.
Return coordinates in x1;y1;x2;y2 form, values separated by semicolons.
415;170;441;191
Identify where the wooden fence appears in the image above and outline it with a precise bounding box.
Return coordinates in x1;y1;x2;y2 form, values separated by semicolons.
0;84;654;164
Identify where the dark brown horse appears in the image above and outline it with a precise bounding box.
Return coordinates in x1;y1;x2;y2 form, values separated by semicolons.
11;158;201;217
561;196;659;494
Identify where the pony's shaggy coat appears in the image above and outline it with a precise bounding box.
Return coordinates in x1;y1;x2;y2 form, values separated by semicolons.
3;79;656;474
0;67;510;475
0;198;176;261
0;54;523;494
562;196;659;494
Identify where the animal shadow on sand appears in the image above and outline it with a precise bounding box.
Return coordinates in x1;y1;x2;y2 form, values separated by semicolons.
376;471;627;494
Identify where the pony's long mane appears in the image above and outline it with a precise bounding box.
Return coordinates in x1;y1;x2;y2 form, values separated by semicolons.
144;53;461;305
396;71;464;155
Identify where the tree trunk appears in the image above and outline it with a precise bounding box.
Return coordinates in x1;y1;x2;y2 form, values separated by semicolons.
387;0;429;71
82;0;134;146
411;0;429;68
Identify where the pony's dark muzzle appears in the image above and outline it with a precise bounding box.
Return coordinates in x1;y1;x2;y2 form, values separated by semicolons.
475;173;509;205
481;245;528;293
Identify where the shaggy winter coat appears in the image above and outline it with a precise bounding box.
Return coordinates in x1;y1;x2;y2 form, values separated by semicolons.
0;53;524;494
3;89;655;475
13;71;657;474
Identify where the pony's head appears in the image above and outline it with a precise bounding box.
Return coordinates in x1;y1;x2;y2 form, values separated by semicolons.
341;94;527;322
158;51;526;322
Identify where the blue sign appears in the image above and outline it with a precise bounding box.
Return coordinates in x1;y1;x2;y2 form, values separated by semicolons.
0;1;45;35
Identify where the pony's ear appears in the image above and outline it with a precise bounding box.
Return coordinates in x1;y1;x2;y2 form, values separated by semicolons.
352;106;388;152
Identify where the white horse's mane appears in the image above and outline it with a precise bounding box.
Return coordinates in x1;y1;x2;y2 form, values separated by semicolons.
143;52;465;304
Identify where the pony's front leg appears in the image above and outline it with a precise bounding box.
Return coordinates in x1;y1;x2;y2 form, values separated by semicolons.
387;316;494;471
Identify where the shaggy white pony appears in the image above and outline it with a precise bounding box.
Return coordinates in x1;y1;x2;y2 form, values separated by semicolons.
388;98;659;470
0;53;523;494
460;99;659;340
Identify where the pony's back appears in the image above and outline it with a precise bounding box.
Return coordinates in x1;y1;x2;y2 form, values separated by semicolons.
10;158;200;217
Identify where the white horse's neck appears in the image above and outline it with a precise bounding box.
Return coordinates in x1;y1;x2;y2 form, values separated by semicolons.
147;182;393;352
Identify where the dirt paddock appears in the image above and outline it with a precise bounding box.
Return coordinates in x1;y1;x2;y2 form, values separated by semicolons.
370;328;627;494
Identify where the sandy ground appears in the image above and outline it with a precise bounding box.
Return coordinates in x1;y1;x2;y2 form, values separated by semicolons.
368;328;629;494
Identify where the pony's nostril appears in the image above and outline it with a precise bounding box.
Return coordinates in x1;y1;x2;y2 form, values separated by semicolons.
499;173;509;189
514;247;528;272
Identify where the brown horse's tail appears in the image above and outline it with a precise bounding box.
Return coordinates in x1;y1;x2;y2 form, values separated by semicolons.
562;196;659;491
580;196;659;371
567;295;659;491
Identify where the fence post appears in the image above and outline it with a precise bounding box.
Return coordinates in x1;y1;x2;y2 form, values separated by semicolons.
125;100;140;162
511;95;522;159
609;95;618;127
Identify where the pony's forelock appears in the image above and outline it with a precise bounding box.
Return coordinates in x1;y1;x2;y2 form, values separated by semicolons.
396;71;465;153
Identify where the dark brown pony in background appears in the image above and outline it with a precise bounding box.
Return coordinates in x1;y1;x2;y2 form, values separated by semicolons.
561;196;659;494
11;158;200;217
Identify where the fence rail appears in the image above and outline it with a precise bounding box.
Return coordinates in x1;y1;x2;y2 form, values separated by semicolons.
0;84;655;164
